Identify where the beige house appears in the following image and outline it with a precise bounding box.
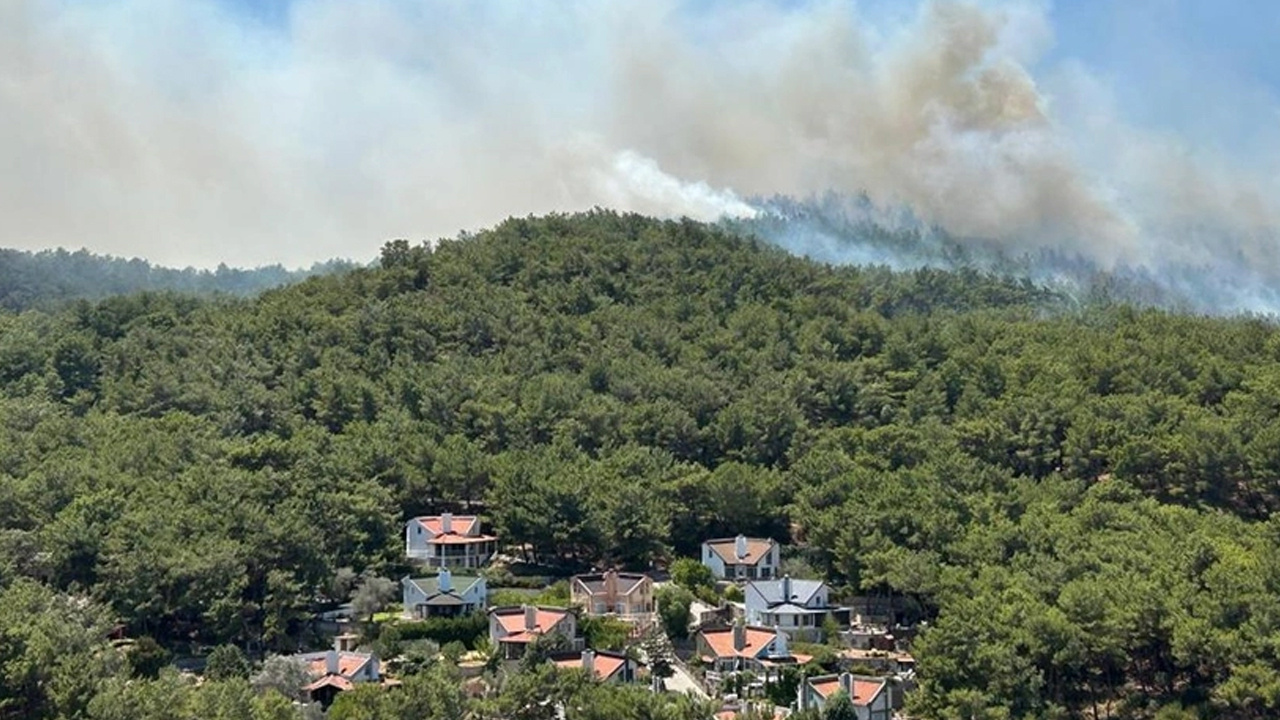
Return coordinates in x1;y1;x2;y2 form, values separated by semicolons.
570;570;654;620
488;605;581;659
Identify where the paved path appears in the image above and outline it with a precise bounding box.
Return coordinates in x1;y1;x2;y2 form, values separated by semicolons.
663;663;709;699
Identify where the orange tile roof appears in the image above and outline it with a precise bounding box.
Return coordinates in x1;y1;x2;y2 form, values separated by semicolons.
430;533;497;545
706;537;775;565
699;627;778;659
304;675;354;692
418;516;479;536
494;608;570;638
416;516;498;545
810;677;886;706
553;653;627;680
305;653;370;679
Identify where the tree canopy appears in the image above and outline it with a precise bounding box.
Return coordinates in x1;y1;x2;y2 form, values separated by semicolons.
2;211;1280;716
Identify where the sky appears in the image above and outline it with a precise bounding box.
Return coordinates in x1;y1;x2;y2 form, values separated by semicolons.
2;0;1279;269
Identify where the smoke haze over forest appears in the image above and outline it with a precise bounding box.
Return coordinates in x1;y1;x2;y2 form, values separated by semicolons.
3;0;1280;311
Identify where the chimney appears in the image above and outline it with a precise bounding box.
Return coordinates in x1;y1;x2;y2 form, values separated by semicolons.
438;567;452;593
735;534;748;560
782;574;792;601
334;633;357;653
732;620;746;652
604;569;617;598
441;512;453;534
772;625;788;658
840;672;854;699
524;605;539;632
325;650;340;675
580;649;595;676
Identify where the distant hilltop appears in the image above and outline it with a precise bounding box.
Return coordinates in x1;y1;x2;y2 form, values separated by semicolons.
0;248;361;312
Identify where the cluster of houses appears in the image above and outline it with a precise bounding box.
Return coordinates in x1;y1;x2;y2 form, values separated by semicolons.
288;513;911;718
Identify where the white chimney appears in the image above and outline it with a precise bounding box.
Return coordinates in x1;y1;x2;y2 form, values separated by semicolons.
840;672;854;698
581;649;595;676
524;605;538;632
782;574;792;601
438;568;452;592
772;625;788;658
441;512;453;534
325;650;339;675
735;534;748;560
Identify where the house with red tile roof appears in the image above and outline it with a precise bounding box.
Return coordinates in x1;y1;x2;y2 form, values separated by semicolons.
291;635;381;708
405;513;497;569
702;535;781;582
488;605;581;659
570;570;654;620
696;620;805;678
551;649;639;683
797;672;891;719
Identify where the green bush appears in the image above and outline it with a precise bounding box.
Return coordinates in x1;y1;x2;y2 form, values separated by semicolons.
392;613;488;649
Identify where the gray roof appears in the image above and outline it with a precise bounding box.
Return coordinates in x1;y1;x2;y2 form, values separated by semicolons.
406;574;482;601
750;578;826;606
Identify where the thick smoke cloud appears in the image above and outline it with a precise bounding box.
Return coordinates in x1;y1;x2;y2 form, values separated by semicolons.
2;0;1279;307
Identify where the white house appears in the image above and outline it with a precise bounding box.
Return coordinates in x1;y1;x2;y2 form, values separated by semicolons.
405;513;497;569
702;535;780;581
744;576;847;641
401;568;487;619
797;672;891;719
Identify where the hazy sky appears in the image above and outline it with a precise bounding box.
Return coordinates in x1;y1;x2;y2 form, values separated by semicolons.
3;0;1278;268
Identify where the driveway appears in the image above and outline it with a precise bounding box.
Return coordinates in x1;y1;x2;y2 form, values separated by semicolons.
663;663;710;699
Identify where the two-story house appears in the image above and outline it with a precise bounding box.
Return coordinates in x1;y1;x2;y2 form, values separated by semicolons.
569;570;654;620
401;568;487;619
744;575;848;642
292;635;380;708
696;620;802;679
405;513;497;569
702;535;780;581
797;672;891;719
551;649;640;682
488;605;581;659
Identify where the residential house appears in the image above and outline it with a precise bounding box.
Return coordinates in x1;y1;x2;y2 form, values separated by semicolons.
570;570;654;620
488;605;580;659
401;568;487;619
744;576;848;642
797;672;891;719
696;620;802;679
405;513;497;569
702;535;780;581
292;635;381;708
551;649;639;682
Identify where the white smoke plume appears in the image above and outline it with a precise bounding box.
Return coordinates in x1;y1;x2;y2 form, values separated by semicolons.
2;0;1279;304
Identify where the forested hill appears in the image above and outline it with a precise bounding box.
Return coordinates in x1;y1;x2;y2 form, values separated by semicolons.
7;211;1280;718
0;247;357;311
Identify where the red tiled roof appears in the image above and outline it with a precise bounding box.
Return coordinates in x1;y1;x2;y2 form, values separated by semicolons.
413;516;497;545
699;627;778;659
810;677;886;706
493;608;571;638
417;515;479;536
305;653;371;680
430;533;497;545
705;538;775;565
553;653;627;680
305;675;354;692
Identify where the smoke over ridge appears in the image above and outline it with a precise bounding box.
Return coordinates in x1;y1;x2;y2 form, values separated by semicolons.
2;0;1279;312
